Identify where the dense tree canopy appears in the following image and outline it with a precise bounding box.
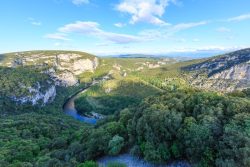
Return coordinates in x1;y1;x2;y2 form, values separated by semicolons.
125;90;250;166
1;88;250;166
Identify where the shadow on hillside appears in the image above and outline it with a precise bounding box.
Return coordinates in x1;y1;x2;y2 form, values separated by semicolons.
159;67;169;71
75;80;161;115
0;54;5;63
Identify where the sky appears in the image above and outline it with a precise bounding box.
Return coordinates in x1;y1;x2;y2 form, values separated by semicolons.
1;0;250;56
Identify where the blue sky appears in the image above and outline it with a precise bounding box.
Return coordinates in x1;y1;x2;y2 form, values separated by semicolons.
1;0;250;55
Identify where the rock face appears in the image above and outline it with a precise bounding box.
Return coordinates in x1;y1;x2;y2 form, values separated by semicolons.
211;63;250;80
185;48;250;76
1;51;98;105
9;52;98;87
185;48;250;92
11;83;56;105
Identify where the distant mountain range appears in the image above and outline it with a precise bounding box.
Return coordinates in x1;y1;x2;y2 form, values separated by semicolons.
105;50;229;60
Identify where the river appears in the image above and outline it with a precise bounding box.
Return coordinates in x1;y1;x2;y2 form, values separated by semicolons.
98;154;191;167
63;89;98;124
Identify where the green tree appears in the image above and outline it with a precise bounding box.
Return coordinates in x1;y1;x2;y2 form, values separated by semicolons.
178;117;214;165
216;113;250;167
108;135;125;155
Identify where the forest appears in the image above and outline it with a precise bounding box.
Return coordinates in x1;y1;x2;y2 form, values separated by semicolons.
1;85;250;166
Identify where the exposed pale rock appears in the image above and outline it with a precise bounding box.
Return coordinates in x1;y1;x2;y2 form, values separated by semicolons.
211;64;250;80
136;67;144;71
57;53;82;62
11;84;56;105
148;64;160;69
186;48;250;92
73;59;95;75
113;64;121;71
4;51;99;105
10;53;99;87
56;71;79;87
157;61;166;65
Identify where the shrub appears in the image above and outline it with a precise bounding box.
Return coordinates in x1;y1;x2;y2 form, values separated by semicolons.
78;161;98;167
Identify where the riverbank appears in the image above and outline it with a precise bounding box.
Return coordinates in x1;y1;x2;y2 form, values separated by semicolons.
63;86;98;124
62;75;110;124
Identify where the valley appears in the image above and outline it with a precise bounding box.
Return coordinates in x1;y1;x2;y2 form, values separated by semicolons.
0;49;250;167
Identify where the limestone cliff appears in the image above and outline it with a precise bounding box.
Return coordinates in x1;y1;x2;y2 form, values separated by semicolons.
184;48;250;92
11;83;56;105
8;51;98;87
0;51;99;105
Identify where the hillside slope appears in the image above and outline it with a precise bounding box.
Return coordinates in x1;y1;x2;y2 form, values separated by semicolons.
0;51;98;105
184;48;250;92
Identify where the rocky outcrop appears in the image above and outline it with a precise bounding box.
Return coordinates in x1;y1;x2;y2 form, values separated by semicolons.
56;54;98;74
10;52;98;87
1;51;99;105
185;48;250;76
11;83;56;105
211;63;250;80
54;71;79;87
185;48;250;92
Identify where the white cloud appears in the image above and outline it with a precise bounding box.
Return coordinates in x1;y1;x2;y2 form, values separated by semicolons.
139;21;208;39
102;32;141;44
46;19;208;45
116;0;175;25
72;0;89;5
114;23;126;28
28;17;42;26
44;33;70;41
216;27;231;32
171;21;208;32
58;21;141;44
59;21;101;34
227;13;250;22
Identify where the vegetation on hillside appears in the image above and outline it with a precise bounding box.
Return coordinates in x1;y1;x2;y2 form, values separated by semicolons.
1;87;250;166
1;51;250;166
127;90;250;166
0;50;96;66
0;66;51;97
75;75;161;115
75;89;250;167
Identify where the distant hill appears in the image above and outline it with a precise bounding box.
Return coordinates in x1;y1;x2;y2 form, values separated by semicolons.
106;53;188;61
108;54;157;58
107;50;228;60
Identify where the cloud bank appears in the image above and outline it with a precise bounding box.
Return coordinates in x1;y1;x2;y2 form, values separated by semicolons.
58;21;142;44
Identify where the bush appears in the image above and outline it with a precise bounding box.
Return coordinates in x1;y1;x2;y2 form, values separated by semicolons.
78;161;98;167
108;135;125;155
